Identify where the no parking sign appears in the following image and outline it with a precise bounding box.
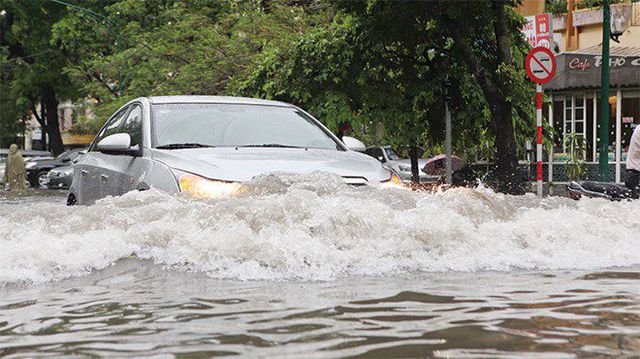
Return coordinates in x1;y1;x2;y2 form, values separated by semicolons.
525;47;556;84
525;47;556;197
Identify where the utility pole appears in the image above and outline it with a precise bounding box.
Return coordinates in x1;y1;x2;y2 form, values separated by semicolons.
445;102;452;185
599;0;611;181
49;0;124;96
444;78;452;185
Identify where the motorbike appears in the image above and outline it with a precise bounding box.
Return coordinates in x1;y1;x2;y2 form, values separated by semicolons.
567;181;638;201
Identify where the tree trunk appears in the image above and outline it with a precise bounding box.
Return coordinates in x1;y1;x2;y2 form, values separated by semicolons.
42;87;64;156
489;99;524;194
445;3;524;194
409;145;420;184
30;99;47;151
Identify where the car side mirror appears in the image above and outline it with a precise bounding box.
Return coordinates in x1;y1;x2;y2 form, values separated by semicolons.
62;158;71;163
342;136;366;152
97;133;138;155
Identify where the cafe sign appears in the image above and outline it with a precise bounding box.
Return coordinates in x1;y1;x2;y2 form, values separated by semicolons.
568;54;640;72
545;51;640;90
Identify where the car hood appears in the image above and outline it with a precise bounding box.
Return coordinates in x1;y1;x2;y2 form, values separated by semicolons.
150;147;390;184
50;165;74;172
26;158;62;168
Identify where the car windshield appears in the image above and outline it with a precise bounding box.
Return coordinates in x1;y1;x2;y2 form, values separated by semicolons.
385;148;400;161
152;104;340;150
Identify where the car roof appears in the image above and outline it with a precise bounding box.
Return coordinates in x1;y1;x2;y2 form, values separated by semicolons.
146;96;292;107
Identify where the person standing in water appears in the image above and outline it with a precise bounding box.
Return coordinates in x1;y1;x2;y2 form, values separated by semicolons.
626;125;640;196
3;144;27;192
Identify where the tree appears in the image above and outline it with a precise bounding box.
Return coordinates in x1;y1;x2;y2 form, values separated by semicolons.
0;0;77;155
235;0;535;191
436;0;532;193
233;5;448;184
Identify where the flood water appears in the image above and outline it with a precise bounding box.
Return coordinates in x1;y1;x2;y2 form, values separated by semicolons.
1;174;639;357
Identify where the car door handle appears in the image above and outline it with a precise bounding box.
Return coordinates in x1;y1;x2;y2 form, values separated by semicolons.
100;174;109;182
81;170;88;177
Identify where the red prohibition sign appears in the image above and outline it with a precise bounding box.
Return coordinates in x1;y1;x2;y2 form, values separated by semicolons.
525;46;556;84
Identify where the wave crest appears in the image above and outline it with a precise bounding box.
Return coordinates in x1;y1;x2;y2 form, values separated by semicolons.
1;173;639;284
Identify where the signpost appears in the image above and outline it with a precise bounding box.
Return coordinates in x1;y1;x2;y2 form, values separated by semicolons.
525;46;557;198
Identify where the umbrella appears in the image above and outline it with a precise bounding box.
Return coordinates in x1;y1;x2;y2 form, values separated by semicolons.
422;154;464;176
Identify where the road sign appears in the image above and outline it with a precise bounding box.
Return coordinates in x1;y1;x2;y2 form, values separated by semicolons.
525;47;555;198
525;47;556;84
522;14;553;49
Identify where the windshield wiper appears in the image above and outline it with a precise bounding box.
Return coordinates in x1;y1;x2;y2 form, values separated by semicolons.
156;143;215;149
238;143;303;148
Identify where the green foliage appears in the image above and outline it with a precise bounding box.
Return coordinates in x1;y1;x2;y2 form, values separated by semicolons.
2;0;545;191
0;0;78;153
545;0;568;15
564;133;586;181
545;0;632;15
53;0;324;99
235;0;537;171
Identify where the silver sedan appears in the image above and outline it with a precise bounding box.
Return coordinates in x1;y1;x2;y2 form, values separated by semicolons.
68;96;401;205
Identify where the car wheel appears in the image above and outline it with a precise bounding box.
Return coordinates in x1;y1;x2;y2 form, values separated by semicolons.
67;193;77;206
36;171;49;188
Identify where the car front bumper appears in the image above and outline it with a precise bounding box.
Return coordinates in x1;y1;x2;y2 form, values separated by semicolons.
47;174;72;189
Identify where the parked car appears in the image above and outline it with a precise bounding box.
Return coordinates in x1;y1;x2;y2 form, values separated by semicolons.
25;148;86;188
0;148;52;159
46;165;75;189
68;96;402;205
45;151;85;190
365;146;432;183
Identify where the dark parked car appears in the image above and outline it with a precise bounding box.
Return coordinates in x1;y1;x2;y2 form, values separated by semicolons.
25;148;86;187
46;165;75;189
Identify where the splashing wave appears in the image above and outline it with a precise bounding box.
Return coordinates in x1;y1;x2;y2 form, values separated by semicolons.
1;172;638;284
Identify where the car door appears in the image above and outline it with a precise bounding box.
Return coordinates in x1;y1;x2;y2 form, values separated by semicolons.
98;104;144;198
78;106;129;204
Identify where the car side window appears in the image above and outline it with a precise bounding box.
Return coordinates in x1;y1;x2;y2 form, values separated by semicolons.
120;105;143;148
90;107;129;151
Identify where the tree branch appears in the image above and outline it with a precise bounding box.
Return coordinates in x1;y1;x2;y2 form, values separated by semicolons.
492;0;512;66
29;98;48;131
445;19;501;105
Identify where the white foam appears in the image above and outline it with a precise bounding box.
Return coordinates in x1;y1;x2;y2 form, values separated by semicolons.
1;172;638;284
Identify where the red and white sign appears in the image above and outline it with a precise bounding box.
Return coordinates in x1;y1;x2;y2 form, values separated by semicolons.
525;47;556;85
525;47;556;198
522;14;553;49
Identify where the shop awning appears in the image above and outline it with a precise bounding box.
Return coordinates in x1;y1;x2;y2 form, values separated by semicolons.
62;132;94;146
545;45;640;90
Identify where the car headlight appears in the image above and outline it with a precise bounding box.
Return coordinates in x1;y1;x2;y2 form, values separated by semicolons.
398;164;412;172
178;173;242;199
379;171;405;189
59;169;73;177
25;162;37;169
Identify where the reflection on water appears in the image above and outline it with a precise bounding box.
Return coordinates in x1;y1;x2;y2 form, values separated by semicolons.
1;261;638;357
